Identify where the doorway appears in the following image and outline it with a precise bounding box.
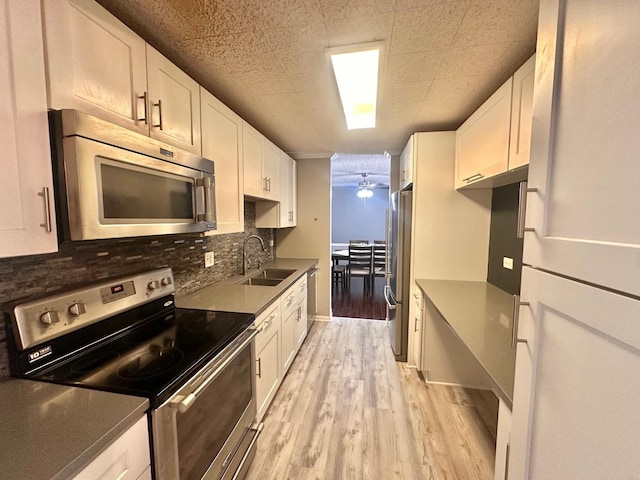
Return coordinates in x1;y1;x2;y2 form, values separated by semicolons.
330;153;390;320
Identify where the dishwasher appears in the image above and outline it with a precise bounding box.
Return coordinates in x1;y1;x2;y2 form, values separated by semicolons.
307;266;319;328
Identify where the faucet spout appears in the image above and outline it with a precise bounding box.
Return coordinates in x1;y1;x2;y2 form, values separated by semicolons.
242;235;268;275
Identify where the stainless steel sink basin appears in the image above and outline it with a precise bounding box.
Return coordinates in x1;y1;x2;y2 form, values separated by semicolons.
252;269;296;280
238;277;283;286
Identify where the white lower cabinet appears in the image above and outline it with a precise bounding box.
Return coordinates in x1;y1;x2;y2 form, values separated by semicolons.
411;291;424;370
494;399;512;480
72;416;150;480
254;274;310;421
255;303;281;423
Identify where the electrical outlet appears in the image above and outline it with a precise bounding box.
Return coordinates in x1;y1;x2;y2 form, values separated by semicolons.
503;257;514;270
204;251;215;268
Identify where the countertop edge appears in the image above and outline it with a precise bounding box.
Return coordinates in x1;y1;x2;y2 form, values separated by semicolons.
53;397;149;480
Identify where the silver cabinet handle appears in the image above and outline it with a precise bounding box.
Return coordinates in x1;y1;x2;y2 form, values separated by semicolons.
517;181;538;238
505;442;511;480
38;187;52;233
137;92;148;124
463;173;484;182
267;177;271;192
512;295;530;348
256;357;262;378
152;99;163;130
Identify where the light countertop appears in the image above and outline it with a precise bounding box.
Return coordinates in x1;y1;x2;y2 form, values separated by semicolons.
0;379;148;480
415;279;516;406
176;258;318;315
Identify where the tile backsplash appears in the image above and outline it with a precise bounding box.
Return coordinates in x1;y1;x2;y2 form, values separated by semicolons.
0;201;273;380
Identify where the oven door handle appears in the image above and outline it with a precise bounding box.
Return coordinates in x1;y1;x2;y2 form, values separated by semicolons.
171;328;258;413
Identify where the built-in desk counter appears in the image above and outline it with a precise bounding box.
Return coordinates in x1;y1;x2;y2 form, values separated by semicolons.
415;279;516;407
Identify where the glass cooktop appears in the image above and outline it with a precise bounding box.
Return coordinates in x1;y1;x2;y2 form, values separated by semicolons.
30;306;254;408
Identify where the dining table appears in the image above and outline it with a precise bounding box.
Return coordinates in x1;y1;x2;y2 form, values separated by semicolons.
331;249;349;266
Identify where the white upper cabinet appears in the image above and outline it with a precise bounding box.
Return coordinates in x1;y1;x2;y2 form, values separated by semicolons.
42;0;148;135
42;0;201;154
146;45;201;154
262;139;281;201
200;87;244;235
508;55;535;170
399;134;414;189
523;0;640;298
255;153;297;228
455;78;512;189
242;121;266;198
0;0;58;258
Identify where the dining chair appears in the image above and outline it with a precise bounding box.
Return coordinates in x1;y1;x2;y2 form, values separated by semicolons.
349;239;369;245
347;244;372;294
371;242;386;294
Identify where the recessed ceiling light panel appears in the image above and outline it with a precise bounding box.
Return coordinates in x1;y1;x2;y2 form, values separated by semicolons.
327;42;384;130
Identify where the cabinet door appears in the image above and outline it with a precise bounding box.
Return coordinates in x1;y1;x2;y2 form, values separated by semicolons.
411;292;423;370
508;55;535;170
256;318;281;423
73;416;150;480
263;140;281;201
509;266;640;480
200;88;244;235
281;307;296;375
455;78;512;188
146;45;201;154
494;398;512;480
242;122;265;198
295;297;307;349
289;159;297;226
523;0;640;298
42;0;148;135
279;154;296;227
399;134;414;189
0;0;57;258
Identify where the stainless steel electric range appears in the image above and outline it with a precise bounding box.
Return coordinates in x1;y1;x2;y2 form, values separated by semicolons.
5;268;262;480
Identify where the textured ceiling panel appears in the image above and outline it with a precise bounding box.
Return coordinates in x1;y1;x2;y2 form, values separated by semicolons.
96;0;539;156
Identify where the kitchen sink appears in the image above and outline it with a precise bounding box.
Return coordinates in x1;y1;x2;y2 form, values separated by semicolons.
252;269;296;279
238;277;283;286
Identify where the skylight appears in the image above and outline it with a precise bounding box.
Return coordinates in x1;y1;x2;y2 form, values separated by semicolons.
327;42;383;130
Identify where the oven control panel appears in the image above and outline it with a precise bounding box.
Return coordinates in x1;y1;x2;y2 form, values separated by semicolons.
11;268;175;350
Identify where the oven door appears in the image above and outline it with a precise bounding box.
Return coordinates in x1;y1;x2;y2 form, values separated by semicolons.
152;328;259;480
61;135;216;240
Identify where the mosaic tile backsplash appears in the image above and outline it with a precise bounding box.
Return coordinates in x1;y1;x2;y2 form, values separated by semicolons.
0;201;273;380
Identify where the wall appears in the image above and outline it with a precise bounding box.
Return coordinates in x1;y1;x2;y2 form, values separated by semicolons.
0;201;273;380
276;157;331;318
487;183;524;294
331;186;389;244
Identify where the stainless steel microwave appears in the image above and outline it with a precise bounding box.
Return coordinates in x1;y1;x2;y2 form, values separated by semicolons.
49;110;216;241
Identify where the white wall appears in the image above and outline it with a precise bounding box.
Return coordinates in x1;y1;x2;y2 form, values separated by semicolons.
275;157;331;317
331;186;389;244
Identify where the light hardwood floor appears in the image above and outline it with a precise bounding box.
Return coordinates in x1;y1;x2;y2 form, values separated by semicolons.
246;318;497;480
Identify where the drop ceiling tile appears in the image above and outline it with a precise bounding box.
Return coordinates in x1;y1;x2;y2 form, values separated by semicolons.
324;13;393;47
382;81;431;106
451;0;539;47
240;68;297;96
395;0;471;10
385;50;444;84
319;0;396;19
389;3;469;55
437;43;513;79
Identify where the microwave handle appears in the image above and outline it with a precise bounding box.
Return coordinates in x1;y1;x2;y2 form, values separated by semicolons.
196;176;215;223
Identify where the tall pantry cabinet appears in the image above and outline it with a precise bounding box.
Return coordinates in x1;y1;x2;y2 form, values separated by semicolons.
509;1;640;478
0;0;58;258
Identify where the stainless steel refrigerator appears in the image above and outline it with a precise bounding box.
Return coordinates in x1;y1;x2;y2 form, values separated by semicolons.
384;190;412;361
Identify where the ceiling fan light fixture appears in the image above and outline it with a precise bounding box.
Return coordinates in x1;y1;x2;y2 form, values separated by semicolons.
327;42;383;130
357;188;374;199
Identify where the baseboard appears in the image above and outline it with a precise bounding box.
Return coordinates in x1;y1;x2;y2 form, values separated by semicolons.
314;315;331;322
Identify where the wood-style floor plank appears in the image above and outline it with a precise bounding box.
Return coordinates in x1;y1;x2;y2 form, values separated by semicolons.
245;319;496;480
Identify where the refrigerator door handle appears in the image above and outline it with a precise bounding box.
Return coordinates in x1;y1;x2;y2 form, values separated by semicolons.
384;285;397;310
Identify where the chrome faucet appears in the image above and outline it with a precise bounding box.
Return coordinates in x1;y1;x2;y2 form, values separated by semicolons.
242;235;267;275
